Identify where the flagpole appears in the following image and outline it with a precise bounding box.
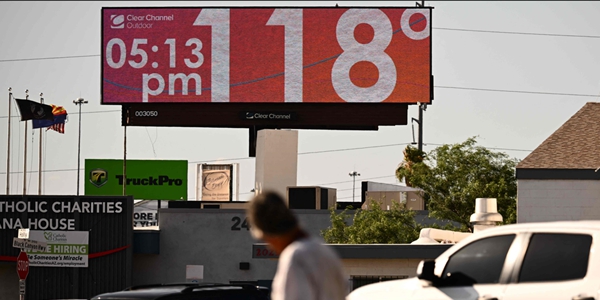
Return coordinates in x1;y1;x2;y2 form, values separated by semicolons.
38;93;44;195
123;105;128;196
23;90;29;196
6;87;12;195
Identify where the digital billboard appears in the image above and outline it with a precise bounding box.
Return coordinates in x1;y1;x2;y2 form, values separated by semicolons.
102;7;432;105
85;159;188;200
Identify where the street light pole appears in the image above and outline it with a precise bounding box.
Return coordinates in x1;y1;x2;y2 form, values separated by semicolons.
349;171;361;202
6;87;12;195
73;98;88;196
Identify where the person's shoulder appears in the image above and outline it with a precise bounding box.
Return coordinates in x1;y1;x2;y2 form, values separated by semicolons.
289;237;332;256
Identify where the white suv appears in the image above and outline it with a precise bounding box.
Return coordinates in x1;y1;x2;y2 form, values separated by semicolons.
347;220;600;300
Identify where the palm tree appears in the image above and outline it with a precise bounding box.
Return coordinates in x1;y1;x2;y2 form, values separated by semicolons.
395;145;426;187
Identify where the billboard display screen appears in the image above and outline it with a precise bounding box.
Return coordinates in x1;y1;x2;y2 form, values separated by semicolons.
102;7;431;104
85;159;188;200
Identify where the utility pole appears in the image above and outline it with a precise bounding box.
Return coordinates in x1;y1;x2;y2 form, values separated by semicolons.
349;171;360;202
74;98;88;196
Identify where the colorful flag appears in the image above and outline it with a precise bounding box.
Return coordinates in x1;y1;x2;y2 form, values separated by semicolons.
32;104;68;134
48;120;66;134
15;99;54;121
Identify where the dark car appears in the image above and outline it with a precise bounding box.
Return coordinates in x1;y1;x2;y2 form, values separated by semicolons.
90;283;270;300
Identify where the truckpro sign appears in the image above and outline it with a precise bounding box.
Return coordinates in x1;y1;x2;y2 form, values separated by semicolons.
85;159;187;200
102;7;432;104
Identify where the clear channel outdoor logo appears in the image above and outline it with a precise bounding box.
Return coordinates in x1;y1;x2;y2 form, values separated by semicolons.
90;168;108;188
110;15;125;29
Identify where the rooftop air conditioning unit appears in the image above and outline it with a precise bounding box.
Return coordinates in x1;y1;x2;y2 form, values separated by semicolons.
286;187;337;210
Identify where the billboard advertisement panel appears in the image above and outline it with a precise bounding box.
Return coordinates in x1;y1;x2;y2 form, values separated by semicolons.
102;7;431;104
198;164;233;201
85;159;187;200
27;230;89;268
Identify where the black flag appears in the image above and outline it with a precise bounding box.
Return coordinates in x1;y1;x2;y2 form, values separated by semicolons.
15;99;54;121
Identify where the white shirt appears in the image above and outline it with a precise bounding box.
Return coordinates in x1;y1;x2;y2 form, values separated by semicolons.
271;236;348;300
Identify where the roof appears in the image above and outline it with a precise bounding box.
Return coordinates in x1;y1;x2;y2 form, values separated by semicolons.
517;102;600;169
477;220;600;235
364;181;422;192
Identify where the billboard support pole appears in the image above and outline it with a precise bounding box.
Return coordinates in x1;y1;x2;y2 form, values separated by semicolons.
414;0;426;153
418;103;424;152
6;87;12;195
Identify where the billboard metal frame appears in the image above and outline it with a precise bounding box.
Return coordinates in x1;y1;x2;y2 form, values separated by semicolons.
103;6;433;157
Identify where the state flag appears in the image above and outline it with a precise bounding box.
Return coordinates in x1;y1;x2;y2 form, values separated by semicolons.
31;104;69;134
15;99;54;121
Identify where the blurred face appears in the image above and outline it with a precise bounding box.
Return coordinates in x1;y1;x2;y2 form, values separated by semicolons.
250;225;286;255
262;235;287;255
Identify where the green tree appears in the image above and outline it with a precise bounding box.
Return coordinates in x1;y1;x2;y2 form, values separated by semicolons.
321;201;423;244
399;137;518;230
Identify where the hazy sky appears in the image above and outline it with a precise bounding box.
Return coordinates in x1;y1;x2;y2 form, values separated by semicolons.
1;1;599;201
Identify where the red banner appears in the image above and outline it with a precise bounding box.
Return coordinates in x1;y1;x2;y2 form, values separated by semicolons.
102;7;431;104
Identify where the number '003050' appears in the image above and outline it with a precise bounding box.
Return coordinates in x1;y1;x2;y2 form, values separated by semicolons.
105;8;429;103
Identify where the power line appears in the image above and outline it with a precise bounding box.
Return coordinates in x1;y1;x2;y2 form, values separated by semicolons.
0;109;121;119
299;143;413;155
0;54;100;63
435;86;600;98
426;143;532;152
0;142;531;176
433;27;600;39
1;83;598;121
306;175;396;187
1;25;599;64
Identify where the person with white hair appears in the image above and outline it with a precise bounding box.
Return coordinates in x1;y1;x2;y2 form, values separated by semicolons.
246;190;348;300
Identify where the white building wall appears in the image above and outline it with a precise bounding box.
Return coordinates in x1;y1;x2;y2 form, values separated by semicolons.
517;179;600;223
255;129;298;198
366;181;420;192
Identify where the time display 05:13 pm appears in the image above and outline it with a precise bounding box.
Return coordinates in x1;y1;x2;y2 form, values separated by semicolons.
106;37;205;102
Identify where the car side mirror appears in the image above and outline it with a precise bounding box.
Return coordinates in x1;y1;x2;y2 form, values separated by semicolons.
416;260;438;283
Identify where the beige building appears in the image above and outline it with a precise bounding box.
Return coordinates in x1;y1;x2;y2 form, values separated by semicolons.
516;102;600;222
363;189;425;211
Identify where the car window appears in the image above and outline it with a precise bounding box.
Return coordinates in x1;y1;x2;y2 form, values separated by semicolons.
518;233;592;283
442;234;515;285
